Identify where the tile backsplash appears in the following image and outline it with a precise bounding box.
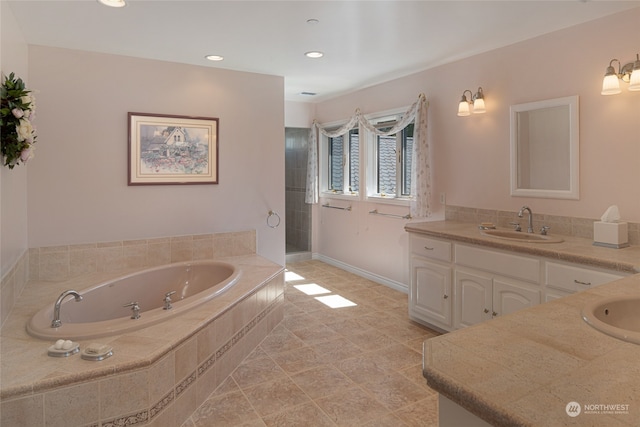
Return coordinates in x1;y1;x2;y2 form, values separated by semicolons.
29;230;256;282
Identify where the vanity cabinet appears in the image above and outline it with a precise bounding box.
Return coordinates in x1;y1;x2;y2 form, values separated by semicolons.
544;261;624;301
408;232;628;332
453;243;541;329
454;268;541;328
410;256;453;330
409;235;453;331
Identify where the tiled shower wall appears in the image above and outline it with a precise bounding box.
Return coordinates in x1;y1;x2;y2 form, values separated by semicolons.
285;128;311;253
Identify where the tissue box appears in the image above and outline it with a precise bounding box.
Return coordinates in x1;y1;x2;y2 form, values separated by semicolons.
593;221;628;248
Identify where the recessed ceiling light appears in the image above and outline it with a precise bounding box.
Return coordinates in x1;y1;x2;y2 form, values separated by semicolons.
205;55;224;61
97;0;126;7
305;51;324;59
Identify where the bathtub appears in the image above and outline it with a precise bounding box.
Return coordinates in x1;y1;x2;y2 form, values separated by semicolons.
27;260;241;340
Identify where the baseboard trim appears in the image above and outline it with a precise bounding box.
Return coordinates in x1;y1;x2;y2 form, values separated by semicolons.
312;253;408;294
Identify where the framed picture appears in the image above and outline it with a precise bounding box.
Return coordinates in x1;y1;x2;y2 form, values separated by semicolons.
128;112;219;185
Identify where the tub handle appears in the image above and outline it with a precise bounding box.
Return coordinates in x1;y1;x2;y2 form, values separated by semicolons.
163;291;176;310
123;302;141;319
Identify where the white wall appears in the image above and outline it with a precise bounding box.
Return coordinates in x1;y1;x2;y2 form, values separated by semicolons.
26;46;286;265
285;101;315;128
313;8;640;287
0;2;29;277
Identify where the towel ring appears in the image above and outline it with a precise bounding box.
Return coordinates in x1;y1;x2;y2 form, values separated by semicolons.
267;210;281;228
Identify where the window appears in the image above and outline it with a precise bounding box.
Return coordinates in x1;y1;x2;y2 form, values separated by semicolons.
327;129;359;194
372;121;413;198
321;111;414;203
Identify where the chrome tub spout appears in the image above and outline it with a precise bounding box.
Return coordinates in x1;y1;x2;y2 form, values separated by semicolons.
51;290;83;328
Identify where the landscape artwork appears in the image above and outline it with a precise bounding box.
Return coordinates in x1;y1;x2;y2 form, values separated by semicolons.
128;113;218;185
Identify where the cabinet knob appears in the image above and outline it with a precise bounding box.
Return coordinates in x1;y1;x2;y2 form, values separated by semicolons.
484;308;490;313
424;246;435;251
443;294;449;299
574;279;591;286
492;311;498;317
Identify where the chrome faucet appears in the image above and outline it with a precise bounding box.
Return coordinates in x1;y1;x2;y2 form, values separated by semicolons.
123;302;141;319
518;206;534;233
51;290;83;328
163;291;176;310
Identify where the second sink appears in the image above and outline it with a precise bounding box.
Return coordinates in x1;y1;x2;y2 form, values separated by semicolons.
480;229;564;243
582;297;640;345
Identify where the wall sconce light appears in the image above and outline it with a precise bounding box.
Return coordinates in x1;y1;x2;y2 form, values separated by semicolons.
457;87;486;116
601;54;640;95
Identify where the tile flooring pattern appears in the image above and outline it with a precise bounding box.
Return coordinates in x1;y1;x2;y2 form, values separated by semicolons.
181;260;441;426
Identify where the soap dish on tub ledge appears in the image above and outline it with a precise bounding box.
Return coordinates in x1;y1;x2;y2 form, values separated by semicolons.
47;341;80;357
81;343;113;361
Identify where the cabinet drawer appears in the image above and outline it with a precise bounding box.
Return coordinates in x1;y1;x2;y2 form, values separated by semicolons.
410;235;452;263
455;244;540;283
545;262;624;292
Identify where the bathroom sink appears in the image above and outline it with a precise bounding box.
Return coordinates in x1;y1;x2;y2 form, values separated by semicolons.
480;229;564;243
582;297;640;345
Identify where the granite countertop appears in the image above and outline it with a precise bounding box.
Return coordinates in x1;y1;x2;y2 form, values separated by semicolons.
413;220;640;426
423;275;640;426
405;220;640;273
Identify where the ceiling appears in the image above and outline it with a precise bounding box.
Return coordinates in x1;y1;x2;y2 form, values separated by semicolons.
7;0;640;102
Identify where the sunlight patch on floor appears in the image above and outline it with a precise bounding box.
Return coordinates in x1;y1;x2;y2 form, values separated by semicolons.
285;270;306;281
315;294;357;308
293;283;332;296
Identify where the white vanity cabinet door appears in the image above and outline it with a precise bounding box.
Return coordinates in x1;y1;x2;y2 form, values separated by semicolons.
409;255;453;330
492;278;541;317
454;268;493;328
455;267;541;327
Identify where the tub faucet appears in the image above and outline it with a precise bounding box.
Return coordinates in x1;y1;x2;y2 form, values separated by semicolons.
163;291;176;310
518;206;534;233
123;302;141;319
51;290;83;328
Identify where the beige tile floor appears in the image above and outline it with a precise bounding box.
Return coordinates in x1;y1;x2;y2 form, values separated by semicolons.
181;260;441;426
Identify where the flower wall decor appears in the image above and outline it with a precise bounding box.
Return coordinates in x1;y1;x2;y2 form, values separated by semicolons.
1;72;38;168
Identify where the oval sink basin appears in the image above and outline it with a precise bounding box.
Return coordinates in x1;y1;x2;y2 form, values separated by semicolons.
582;297;640;345
480;229;564;243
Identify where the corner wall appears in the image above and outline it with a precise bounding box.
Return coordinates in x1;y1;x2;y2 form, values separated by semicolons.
1;1;30;325
26;46;285;266
312;7;640;288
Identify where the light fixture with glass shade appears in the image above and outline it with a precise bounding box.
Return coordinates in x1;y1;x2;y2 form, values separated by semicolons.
601;54;640;95
457;87;486;117
97;0;126;7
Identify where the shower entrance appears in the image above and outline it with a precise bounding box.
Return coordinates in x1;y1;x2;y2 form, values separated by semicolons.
285;127;311;261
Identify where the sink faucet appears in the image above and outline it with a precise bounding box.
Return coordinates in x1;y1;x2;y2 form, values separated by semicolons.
518;206;534;233
51;290;83;328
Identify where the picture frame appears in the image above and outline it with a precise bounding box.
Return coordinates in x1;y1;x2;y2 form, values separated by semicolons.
128;112;219;185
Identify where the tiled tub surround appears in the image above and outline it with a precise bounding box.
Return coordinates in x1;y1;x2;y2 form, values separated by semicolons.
0;253;284;427
0;230;258;329
445;205;640;245
423;273;640;426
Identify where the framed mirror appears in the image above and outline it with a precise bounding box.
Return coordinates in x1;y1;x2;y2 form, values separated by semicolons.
510;95;579;200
